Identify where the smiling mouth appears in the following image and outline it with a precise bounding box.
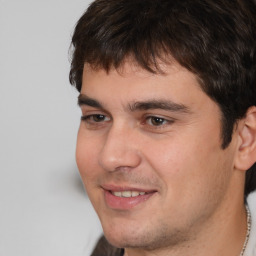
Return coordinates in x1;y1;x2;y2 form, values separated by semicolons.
111;191;147;198
104;188;156;209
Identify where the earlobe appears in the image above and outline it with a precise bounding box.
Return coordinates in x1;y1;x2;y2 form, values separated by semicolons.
234;106;256;171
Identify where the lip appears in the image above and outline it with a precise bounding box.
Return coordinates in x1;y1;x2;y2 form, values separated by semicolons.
102;184;157;210
101;184;156;193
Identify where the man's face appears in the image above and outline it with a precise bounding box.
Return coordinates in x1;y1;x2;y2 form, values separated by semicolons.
76;62;238;250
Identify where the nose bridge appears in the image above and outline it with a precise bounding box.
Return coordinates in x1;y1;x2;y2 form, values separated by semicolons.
99;121;141;172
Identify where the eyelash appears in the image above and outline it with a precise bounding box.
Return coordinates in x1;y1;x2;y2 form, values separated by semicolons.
81;114;175;130
145;116;169;126
81;114;110;123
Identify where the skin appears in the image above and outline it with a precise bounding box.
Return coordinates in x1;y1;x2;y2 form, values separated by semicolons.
76;61;247;256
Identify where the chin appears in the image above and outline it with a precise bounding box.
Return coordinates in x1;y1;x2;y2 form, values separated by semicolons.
102;218;190;251
102;224;144;248
103;227;131;247
104;235;127;249
102;225;163;250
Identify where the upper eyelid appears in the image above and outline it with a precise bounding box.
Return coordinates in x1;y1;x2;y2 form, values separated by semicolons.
81;113;110;118
146;116;171;121
143;113;177;121
81;113;176;121
80;107;112;117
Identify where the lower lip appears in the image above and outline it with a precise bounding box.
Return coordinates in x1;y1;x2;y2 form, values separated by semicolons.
104;190;154;210
104;190;155;210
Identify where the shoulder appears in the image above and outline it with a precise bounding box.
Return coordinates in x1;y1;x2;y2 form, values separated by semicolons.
91;235;124;256
245;191;256;256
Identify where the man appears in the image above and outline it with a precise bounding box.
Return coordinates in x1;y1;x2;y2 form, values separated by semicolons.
69;0;256;255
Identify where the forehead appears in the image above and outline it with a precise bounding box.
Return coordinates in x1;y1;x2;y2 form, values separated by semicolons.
81;61;203;98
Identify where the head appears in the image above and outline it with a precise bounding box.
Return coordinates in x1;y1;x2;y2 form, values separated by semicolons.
70;0;256;196
70;0;256;251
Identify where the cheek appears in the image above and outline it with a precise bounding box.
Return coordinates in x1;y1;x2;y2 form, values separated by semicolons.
76;128;100;183
145;139;229;228
145;133;224;198
76;129;104;210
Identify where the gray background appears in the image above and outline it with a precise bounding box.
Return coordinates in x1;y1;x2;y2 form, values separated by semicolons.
0;0;102;255
0;1;255;256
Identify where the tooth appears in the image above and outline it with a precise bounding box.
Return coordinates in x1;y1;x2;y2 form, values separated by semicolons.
112;191;147;198
131;191;140;197
121;191;132;197
113;191;122;197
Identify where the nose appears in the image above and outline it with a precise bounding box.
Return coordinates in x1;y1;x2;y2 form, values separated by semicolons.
98;123;142;172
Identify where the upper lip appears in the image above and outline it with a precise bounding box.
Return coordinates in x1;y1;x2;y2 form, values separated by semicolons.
101;184;157;193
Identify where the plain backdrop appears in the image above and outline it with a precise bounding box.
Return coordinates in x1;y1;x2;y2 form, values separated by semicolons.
0;0;102;255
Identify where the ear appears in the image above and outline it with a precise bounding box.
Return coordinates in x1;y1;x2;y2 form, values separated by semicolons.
234;106;256;171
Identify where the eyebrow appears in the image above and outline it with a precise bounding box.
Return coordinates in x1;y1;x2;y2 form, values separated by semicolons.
128;100;190;114
78;94;103;108
78;94;191;114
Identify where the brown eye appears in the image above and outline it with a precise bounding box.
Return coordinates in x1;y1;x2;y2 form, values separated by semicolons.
92;114;106;122
147;116;167;126
81;114;110;123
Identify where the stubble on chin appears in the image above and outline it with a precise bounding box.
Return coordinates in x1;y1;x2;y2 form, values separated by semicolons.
104;218;192;252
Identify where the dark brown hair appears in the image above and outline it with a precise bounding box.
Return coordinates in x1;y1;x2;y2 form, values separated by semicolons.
69;0;256;195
